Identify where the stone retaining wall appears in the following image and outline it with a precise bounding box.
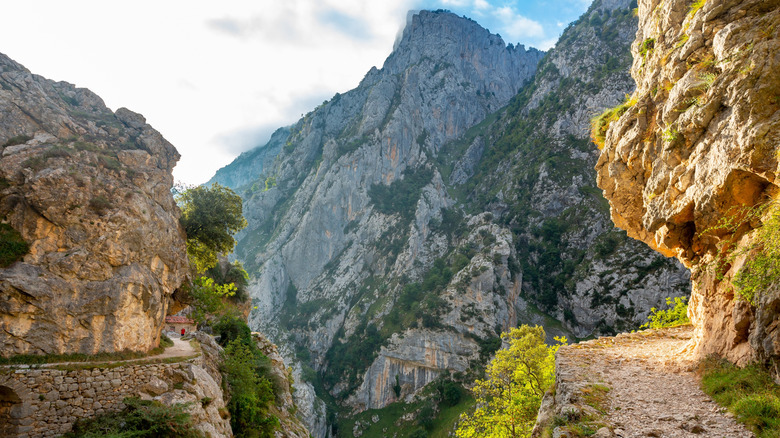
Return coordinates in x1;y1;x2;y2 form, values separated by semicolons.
0;353;231;438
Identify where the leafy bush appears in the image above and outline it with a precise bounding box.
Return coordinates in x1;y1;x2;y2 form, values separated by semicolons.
701;357;780;438
206;260;250;303
222;339;278;438
189;276;238;324
456;326;566;437
213;314;253;347
640;296;689;329
0;223;28;267
63;397;200;438
177;183;247;273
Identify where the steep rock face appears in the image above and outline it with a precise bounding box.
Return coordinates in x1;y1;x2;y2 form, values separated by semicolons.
0;53;188;355
596;0;780;368
209;127;290;190
458;0;690;338
153;333;233;438
220;10;544;424
214;4;691;434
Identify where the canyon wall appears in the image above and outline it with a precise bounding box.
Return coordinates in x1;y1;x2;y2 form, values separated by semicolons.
213;3;691;434
0;53;188;355
596;0;780;369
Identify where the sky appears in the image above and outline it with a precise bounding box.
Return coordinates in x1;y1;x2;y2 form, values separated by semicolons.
0;0;592;185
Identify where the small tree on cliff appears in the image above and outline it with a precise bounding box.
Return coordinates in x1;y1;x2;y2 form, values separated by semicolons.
176;183;247;273
456;325;565;438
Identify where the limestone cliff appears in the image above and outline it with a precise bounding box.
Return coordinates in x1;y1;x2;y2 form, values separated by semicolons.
212;4;691;435
596;0;780;369
0;53;188;356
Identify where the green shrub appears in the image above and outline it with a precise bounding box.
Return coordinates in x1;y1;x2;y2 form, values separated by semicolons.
2;135;32;147
640;296;689;329
590;97;635;149
701;357;780;438
89;196;113;215
160;333;174;349
63;397;201;438
0;223;28;267
213;314;253;347
222;339;279;438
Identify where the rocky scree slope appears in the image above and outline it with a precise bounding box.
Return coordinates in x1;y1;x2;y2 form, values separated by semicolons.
213;4;688;435
0;53;188;356
596;0;780;371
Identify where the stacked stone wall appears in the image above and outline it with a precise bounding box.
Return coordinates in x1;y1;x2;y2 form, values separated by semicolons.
0;357;230;438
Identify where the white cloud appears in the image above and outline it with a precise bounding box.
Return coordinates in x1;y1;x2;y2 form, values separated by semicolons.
494;6;545;41
439;0;470;6
0;0;416;185
473;0;490;10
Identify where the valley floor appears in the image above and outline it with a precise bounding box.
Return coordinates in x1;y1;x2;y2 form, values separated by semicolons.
549;326;752;437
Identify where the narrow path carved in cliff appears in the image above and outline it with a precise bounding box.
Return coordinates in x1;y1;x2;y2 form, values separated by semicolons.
558;326;753;437
0;336;198;369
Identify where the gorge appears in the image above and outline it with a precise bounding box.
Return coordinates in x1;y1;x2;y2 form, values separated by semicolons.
1;0;778;436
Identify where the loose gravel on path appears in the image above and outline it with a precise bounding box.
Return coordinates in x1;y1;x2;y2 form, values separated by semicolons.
556;326;753;437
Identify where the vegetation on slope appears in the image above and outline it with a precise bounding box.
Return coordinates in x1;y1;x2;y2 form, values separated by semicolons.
63;397;202;438
456;325;565;438
0;222;29;267
701;357;780;438
702;199;780;306
177;183;282;437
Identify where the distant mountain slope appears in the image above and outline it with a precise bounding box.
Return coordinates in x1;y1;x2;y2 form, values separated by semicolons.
211;3;690;436
454;0;689;336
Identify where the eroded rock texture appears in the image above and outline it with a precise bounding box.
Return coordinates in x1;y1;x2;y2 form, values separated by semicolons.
0;53;188;356
596;0;780;368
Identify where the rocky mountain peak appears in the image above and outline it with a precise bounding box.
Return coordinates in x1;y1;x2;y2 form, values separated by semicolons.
382;10;543;99
390;10;541;66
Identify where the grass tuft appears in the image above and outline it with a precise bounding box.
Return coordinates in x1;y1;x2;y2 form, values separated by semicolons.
590;95;637;149
700;357;780;437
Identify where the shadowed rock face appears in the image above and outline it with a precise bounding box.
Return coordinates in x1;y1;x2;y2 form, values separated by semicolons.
0;53;188;356
596;0;780;368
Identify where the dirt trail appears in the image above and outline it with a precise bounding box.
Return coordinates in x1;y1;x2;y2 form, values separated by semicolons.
0;335;198;369
153;336;197;360
556;326;752;437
